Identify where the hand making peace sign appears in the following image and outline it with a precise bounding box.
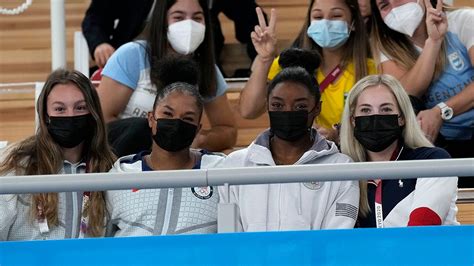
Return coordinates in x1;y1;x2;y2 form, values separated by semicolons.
250;7;278;62
424;0;448;41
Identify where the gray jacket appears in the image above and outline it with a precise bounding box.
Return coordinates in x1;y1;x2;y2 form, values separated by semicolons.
0;161;88;241
106;150;225;237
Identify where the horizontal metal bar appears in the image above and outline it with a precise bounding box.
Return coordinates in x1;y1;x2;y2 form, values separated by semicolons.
0;159;472;194
208;158;473;186
0;170;208;194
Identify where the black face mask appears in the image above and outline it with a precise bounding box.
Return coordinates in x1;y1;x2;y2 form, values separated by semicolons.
47;113;95;148
354;114;402;152
152;118;198;152
269;110;311;142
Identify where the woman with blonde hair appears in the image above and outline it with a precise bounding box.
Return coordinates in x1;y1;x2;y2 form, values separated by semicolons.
0;69;116;240
370;0;474;187
340;74;458;227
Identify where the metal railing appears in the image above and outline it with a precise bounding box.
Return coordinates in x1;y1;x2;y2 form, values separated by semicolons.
1;159;472;194
1;158;473;232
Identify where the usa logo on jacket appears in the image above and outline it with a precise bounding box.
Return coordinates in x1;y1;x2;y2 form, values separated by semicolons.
303;182;322;190
191;186;214;200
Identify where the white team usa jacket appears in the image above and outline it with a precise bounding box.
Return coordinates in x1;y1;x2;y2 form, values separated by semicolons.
218;129;360;232
105;150;225;237
0;161;89;241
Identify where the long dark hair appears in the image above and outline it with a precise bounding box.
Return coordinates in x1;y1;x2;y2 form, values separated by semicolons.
0;69;116;237
142;0;217;98
292;0;369;81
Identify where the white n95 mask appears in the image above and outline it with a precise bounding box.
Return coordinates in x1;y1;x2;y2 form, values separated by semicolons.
383;0;424;37
167;19;206;55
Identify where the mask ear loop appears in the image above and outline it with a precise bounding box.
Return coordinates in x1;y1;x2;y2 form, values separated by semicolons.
46;115;51;125
397;114;406;130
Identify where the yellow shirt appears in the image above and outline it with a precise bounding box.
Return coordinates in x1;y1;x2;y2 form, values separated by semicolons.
268;57;377;129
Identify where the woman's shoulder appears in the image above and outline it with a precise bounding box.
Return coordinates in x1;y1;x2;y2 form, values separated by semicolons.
403;146;451;160
198;150;226;169
326;151;354;164
220;148;252;167
109;153;144;173
116;41;148;53
0;194;17;202
447;8;474;23
447;9;474;35
446;8;474;49
0;155;30;176
108;41;148;64
344;59;377;73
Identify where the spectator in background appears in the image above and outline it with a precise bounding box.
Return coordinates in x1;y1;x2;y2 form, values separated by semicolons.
239;0;376;143
97;0;236;156
82;0;263;78
340;74;458;227
0;69;116;241
106;57;224;237
370;0;474;187
358;0;372;23
81;0;155;69
358;0;373;33
219;50;359;232
210;0;266;77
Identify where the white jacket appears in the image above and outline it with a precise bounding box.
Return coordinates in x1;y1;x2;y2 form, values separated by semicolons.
106;150;225;237
0;161;88;241
218;129;360;232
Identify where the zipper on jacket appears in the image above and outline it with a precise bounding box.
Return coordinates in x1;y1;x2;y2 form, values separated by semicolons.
161;188;174;235
69;162;85;238
71;192;79;238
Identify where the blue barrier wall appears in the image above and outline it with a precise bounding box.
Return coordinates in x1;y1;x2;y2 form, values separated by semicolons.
1;226;473;265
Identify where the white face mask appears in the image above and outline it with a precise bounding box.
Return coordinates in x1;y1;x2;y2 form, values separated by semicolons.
383;0;424;37
167;19;206;55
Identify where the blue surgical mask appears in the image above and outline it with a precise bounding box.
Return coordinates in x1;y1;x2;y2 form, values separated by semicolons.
307;19;350;48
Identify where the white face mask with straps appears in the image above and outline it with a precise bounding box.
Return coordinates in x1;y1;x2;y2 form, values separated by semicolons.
167;19;206;55
383;0;424;37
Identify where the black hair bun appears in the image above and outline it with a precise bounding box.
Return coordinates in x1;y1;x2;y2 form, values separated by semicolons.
278;48;321;76
152;55;199;88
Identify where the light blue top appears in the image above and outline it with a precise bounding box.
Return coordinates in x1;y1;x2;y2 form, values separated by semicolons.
102;41;227;119
425;32;474;140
